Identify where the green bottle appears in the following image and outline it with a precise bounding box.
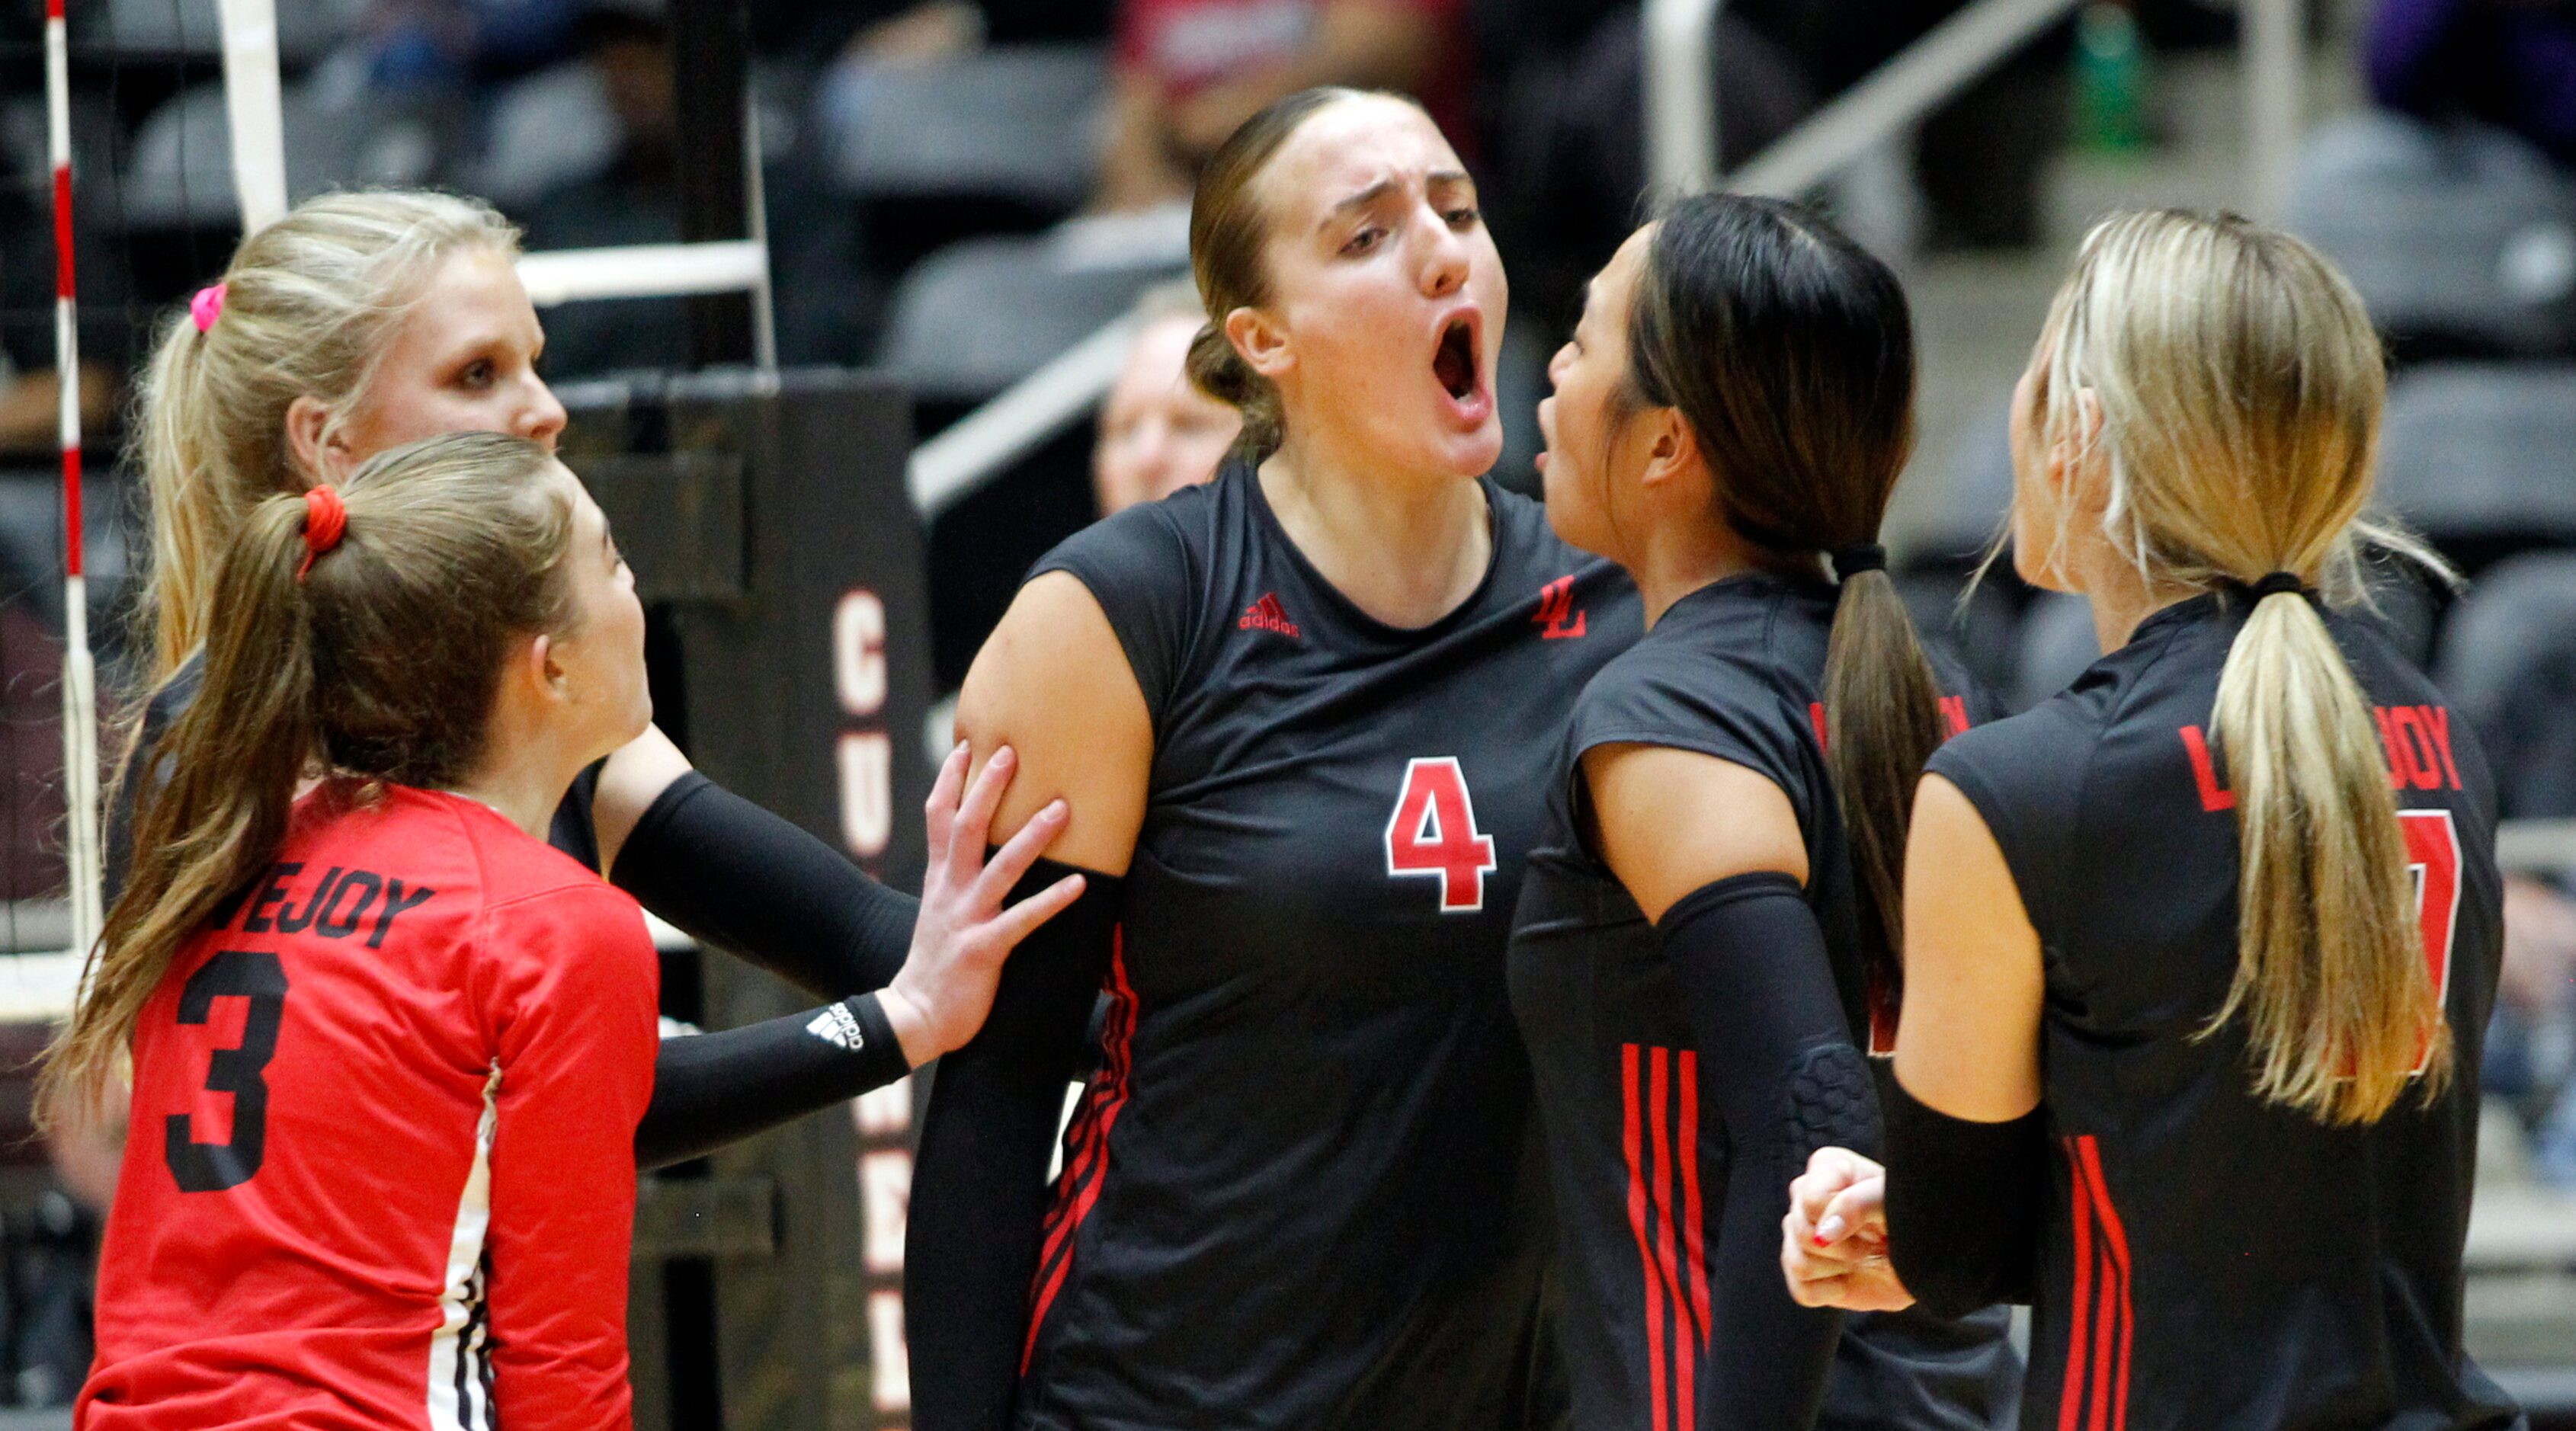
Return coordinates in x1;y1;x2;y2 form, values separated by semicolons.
2075;1;2149;154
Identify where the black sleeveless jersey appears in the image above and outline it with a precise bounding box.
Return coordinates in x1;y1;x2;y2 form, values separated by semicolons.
1013;461;1640;1430
1506;573;2019;1431
1924;593;2518;1431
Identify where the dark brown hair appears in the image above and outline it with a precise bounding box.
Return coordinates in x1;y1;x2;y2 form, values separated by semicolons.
47;431;578;1116
1184;85;1408;466
1626;194;1938;991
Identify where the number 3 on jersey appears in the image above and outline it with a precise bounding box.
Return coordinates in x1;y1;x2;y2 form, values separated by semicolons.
1386;757;1498;914
2401;808;2462;1077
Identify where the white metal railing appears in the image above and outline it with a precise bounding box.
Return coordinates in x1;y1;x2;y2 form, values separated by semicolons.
1645;0;2302;213
2501;820;2576;876
908;313;1142;520
515;241;769;306
1644;0;1725;197
1725;0;2087;200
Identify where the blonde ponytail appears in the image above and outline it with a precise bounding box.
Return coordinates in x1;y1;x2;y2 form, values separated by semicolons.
2030;210;2453;1124
2209;584;2447;1123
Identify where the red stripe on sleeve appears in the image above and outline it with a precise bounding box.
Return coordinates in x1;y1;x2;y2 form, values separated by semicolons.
1675;1050;1712;1351
2075;1137;2134;1431
1648;1048;1692;1431
1621;1045;1668;1431
2059;1137;2094;1431
1021;931;1138;1375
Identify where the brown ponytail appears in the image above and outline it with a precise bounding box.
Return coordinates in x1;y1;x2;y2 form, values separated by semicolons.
47;431;576;1119
1623;194;1941;991
2030;210;2449;1124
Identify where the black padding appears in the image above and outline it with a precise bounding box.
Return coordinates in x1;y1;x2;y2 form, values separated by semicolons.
1786;1041;1882;1166
1883;1076;2045;1318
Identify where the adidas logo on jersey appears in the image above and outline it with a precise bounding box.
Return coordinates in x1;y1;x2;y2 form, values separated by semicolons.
1240;593;1302;639
806;1003;868;1052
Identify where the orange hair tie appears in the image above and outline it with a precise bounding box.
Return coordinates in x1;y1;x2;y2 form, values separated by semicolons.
296;485;347;583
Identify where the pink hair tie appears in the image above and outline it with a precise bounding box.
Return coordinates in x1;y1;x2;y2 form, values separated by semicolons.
296;485;347;583
189;283;226;335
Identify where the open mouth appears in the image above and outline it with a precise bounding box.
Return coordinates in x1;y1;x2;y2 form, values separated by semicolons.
1434;317;1479;402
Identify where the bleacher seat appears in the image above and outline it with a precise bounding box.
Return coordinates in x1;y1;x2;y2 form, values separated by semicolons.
121;76;444;229
93;0;363;65
2287;112;2576;357
2436;549;2576;819
876;230;1179;402
825;46;1106;213
2375;363;2576;562
468;62;623;210
823;44;1109;274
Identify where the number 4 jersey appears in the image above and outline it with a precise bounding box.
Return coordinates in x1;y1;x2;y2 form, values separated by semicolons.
1010;461;1639;1429
1922;593;2517;1431
82;783;660;1431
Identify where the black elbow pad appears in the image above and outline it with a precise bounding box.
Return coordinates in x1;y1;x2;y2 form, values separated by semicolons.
1786;1042;1881;1167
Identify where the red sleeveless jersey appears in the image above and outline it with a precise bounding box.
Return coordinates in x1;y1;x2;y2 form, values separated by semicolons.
80;783;659;1431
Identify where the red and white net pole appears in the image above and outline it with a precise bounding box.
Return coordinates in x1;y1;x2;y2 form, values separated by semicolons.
45;0;104;958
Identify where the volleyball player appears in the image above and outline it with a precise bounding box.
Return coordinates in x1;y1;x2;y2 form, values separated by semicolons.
117;192;1073;1167
1780;210;2520;1429
1507;194;2014;1431
904;88;1641;1429
60;433;1061;1427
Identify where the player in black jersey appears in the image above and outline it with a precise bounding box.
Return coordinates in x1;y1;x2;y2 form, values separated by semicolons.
1782;211;2521;1430
905;88;1641;1431
111;191;1081;1171
1507;194;2017;1431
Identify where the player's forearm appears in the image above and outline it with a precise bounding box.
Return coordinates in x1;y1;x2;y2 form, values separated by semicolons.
610;772;918;998
1703;1159;1843;1426
905;1051;1075;1431
635;994;912;1170
1883;1080;2046;1317
905;860;1122;1430
1662;872;1864;1425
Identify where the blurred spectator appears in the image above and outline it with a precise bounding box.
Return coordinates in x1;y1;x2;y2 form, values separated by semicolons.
508;0;870;374
2504;873;2576;1182
1094;283;1238;514
508;0;692;376
1095;0;1470;211
2369;0;2576;168
359;0;592;91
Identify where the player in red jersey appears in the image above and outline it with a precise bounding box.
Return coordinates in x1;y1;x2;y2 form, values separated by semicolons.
53;431;1072;1430
110;190;1078;1174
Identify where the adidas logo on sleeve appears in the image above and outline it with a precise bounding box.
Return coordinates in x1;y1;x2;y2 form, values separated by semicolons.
806;1003;868;1052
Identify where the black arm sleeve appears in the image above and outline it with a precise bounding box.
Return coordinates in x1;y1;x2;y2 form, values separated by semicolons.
1660;871;1876;1431
1883;1077;2046;1318
610;772;919;999
635;993;912;1170
905;856;1122;1431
